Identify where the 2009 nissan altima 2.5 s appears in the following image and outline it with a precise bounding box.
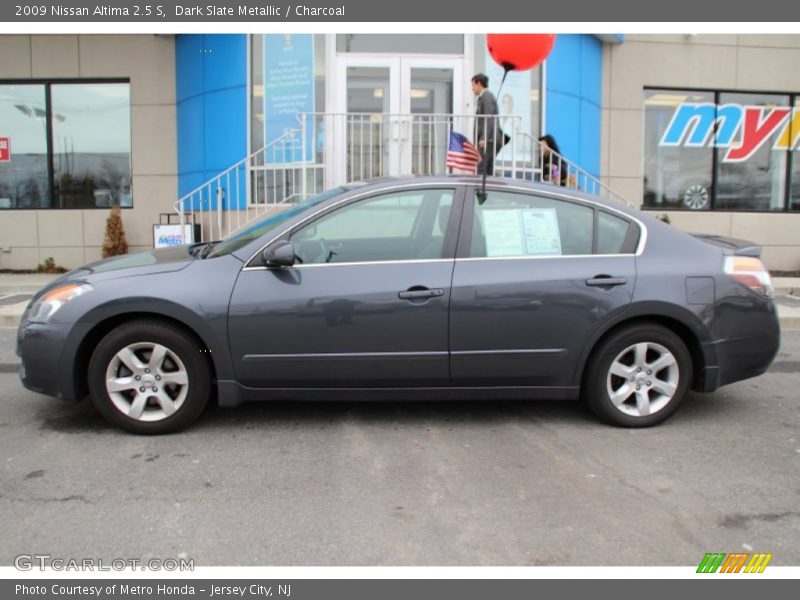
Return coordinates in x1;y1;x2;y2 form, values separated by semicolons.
16;176;780;434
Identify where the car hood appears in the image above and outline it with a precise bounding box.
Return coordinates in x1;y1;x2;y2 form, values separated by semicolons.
48;247;194;289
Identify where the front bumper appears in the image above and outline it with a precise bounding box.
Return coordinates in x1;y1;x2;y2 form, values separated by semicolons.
17;320;76;401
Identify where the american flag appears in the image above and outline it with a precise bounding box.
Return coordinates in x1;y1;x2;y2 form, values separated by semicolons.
446;131;481;174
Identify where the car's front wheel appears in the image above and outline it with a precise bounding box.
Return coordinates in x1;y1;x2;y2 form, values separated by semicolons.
88;320;211;434
583;323;692;427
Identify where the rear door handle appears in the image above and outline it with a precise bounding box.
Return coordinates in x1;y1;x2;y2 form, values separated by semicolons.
399;288;444;300
586;276;627;288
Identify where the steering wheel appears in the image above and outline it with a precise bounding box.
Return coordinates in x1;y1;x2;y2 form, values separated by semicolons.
318;238;337;263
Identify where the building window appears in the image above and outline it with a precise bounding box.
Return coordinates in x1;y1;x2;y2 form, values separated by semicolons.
0;80;131;210
643;89;714;211
789;96;800;211
643;88;799;212
0;84;50;209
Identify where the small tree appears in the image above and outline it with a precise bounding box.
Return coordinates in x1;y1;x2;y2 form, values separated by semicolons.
102;205;128;258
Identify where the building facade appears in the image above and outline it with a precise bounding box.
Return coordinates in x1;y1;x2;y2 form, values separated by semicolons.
1;33;798;270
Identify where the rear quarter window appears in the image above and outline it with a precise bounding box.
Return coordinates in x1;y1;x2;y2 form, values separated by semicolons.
597;211;632;254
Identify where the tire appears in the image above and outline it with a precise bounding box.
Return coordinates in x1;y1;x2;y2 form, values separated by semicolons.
87;320;211;434
582;323;692;427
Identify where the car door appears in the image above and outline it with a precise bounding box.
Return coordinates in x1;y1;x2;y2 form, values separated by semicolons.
449;186;640;387
228;185;463;388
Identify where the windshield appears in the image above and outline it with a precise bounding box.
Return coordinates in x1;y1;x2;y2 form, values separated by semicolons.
207;187;346;258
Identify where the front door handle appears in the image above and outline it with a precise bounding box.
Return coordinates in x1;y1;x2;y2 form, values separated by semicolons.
586;276;627;288
399;287;444;300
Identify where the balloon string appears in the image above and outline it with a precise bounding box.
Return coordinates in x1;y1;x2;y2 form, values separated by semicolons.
497;68;509;98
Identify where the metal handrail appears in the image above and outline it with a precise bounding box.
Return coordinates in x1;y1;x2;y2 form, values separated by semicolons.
173;111;632;245
174;128;304;244
515;131;633;207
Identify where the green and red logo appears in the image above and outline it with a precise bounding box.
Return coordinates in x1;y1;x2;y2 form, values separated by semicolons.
697;552;773;573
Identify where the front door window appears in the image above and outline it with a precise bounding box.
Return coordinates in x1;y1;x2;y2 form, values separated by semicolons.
290;188;455;264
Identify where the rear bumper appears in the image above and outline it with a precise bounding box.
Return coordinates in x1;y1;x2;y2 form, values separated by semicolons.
701;331;780;392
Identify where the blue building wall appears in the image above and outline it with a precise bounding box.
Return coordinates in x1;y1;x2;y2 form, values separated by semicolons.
176;34;248;210
545;34;603;178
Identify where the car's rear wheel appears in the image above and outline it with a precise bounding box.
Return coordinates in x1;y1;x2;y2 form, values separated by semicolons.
88;320;210;434
583;323;692;427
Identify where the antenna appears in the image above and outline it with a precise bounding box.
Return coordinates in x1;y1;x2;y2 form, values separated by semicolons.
477;172;487;204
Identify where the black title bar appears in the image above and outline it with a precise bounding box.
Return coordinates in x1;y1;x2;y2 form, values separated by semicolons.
3;0;800;22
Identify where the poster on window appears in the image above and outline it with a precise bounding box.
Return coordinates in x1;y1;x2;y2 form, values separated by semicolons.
0;138;10;162
264;34;315;164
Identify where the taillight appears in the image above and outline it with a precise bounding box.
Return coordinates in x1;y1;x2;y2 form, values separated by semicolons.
724;256;774;298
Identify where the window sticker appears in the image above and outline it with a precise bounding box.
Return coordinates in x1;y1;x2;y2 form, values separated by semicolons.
481;208;561;257
521;208;562;255
482;210;525;256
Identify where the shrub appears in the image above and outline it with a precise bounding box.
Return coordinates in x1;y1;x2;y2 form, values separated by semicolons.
656;213;672;225
36;257;67;274
102;205;129;258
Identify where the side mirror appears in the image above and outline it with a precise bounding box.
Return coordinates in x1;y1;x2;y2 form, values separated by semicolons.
262;240;295;268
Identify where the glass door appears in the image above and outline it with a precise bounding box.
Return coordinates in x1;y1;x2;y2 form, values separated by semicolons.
334;55;463;184
335;56;401;184
400;58;463;176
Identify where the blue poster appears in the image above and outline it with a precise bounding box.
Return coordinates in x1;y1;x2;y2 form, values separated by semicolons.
264;34;315;163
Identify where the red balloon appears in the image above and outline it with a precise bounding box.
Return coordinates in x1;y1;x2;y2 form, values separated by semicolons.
487;34;556;72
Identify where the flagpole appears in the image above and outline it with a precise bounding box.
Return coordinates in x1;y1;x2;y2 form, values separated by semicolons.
448;124;452;174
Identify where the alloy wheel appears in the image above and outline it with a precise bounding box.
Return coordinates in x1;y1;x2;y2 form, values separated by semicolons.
683;184;709;210
606;342;680;418
104;342;189;422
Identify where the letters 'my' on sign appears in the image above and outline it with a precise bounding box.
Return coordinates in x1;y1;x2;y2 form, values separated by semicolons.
660;103;800;163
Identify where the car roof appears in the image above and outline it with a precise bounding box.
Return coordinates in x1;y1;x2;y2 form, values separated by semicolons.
335;175;638;216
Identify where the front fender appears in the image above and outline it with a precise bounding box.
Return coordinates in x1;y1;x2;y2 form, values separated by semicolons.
56;296;235;403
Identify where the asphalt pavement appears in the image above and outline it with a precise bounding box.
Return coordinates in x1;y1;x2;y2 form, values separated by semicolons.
0;332;798;567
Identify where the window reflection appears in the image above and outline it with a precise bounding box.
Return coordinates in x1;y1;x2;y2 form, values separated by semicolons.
643;90;714;210
791;97;800;211
643;88;798;212
51;83;131;209
716;92;788;211
0;84;50;209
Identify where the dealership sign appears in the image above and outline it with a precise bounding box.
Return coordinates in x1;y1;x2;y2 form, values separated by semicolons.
0;137;9;162
660;103;800;162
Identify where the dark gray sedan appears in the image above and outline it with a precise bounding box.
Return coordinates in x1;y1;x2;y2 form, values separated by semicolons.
16;176;780;433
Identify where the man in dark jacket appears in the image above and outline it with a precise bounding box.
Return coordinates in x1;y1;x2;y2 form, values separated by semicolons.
471;73;499;176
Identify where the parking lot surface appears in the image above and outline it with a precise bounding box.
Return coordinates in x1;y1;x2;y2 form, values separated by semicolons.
1;332;798;566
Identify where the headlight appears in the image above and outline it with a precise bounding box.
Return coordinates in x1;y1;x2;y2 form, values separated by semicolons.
26;283;92;324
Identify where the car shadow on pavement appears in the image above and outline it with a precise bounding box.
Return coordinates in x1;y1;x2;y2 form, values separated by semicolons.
32;394;604;435
29;389;747;436
193;398;602;432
